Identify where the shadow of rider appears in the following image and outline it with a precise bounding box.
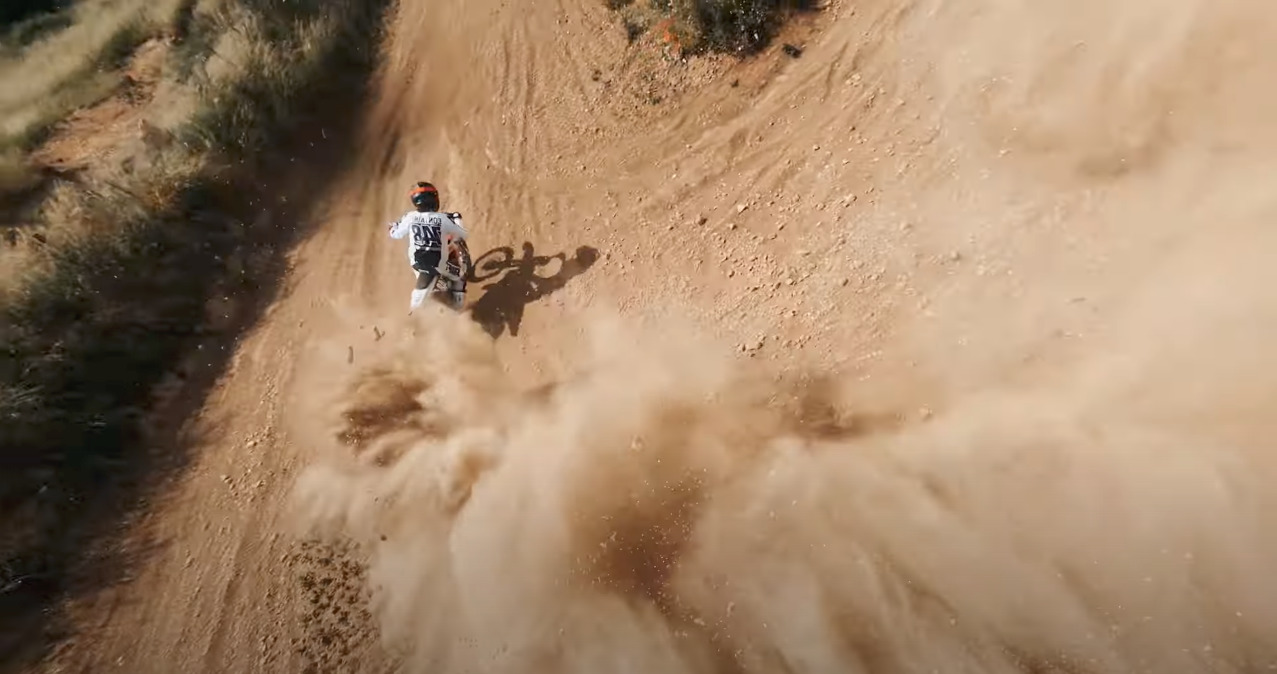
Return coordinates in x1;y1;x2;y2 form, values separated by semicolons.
469;242;599;339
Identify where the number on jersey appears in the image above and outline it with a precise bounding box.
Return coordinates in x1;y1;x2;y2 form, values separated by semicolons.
411;219;441;249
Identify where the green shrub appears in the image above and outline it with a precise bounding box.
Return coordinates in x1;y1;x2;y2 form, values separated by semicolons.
693;0;815;52
619;0;814;54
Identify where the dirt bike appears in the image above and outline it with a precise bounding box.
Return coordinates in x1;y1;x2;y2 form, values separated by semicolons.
426;235;471;311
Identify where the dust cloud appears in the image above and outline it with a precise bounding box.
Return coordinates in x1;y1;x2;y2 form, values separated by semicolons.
289;0;1277;671
290;290;1277;674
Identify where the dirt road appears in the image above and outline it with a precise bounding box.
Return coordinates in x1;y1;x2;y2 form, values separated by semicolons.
35;0;1277;671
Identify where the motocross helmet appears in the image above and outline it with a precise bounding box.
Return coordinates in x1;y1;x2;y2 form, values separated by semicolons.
410;182;440;212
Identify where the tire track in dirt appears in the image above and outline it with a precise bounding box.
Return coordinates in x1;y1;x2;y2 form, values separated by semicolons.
29;0;1277;671
292;0;1277;672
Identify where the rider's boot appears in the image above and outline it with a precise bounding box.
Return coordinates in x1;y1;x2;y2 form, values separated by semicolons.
447;274;466;311
409;288;428;313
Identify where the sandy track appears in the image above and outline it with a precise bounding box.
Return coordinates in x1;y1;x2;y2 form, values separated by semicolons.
33;0;1277;671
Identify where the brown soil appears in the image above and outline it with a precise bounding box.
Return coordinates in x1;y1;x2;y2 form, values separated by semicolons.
20;0;1277;671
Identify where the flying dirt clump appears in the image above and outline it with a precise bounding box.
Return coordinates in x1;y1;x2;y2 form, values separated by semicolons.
288;297;1277;674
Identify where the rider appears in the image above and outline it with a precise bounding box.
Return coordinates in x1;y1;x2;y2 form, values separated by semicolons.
387;181;470;312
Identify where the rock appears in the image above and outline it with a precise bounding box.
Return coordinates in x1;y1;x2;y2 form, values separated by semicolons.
727;222;737;230
736;203;749;214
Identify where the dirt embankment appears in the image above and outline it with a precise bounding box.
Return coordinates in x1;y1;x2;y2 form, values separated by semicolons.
21;0;1277;672
0;1;390;669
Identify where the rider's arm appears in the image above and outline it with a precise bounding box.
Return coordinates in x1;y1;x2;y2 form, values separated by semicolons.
442;216;467;243
388;215;411;239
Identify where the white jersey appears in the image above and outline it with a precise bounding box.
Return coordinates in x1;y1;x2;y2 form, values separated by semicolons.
388;210;468;266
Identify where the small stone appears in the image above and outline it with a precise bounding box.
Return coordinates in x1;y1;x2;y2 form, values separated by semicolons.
727;222;737;230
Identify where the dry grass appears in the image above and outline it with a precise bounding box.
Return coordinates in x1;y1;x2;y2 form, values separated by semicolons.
0;148;38;196
0;0;190;154
0;0;391;643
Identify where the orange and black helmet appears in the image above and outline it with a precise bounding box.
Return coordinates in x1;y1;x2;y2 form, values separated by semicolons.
410;181;439;211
